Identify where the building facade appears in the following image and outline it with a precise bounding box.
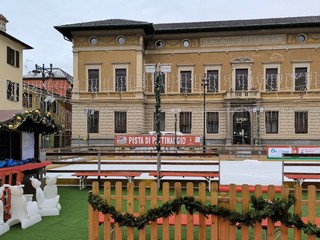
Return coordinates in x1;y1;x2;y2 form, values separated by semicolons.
0;14;32;121
55;16;320;146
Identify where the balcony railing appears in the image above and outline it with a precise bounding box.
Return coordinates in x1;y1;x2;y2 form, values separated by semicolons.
225;90;260;99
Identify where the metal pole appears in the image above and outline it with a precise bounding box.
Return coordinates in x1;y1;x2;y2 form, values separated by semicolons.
256;108;260;145
155;64;162;189
174;113;177;145
202;75;207;152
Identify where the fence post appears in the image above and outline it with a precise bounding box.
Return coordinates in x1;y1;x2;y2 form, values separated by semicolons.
307;185;316;240
103;182;112;240
138;181;146;240
280;185;289;239
127;182;134;240
174;182;182;240
229;184;237;240
115;182;122;239
186;182;194;240
150;181;158;240
219;192;229;239
211;182;219;240
267;185;276;240
198;182;206;240
162;182;170;240
254;185;262;240
88;181;99;240
241;185;250;240
294;184;302;240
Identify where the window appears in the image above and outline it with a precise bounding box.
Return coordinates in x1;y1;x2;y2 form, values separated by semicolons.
265;111;278;134
87;110;99;133
182;39;191;48
154;72;165;94
7;47;19;67
295;111;308;134
297;34;306;43
179;112;192;133
23;92;33;108
89;36;98;45
265;68;278;91
40;95;46;112
88;69;99;92
206;70;219;93
153;112;165;131
6;80;19;102
42;96;54;113
115;68;127;92
115;111;127;133
46;99;57;114
180;70;192;93
207;112;219;133
295;67;307;91
155;40;164;48
116;35;126;45
235;69;248;90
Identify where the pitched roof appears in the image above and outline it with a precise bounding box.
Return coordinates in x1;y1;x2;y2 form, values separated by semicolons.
24;68;73;84
55;15;320;41
0;14;8;23
55;19;154;41
153;15;320;33
0;30;32;49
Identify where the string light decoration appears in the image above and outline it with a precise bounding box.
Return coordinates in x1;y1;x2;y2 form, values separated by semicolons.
68;71;320;97
0;109;62;135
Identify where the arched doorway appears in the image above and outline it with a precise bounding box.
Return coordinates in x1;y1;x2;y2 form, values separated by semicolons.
233;111;251;144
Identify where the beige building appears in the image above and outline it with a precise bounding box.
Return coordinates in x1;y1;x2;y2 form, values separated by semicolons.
55;16;320;146
0;14;32;121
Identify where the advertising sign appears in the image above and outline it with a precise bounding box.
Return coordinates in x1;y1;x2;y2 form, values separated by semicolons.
114;135;201;147
267;146;293;159
297;146;320;154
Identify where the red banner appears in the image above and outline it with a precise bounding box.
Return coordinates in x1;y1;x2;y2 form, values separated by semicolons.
114;135;201;147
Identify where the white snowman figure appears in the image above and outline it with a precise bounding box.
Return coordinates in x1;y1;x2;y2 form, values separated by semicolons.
6;184;41;229
44;175;61;211
30;177;60;216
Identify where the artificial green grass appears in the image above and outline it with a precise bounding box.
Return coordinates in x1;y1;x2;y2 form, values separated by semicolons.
1;186;89;240
2;184;318;240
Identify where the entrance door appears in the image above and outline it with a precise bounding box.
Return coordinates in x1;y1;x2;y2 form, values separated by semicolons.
233;111;251;144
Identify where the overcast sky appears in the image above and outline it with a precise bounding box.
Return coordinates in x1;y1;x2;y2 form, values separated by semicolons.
2;0;320;75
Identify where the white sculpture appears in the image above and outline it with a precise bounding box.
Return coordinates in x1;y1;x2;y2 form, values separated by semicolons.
6;184;41;229
0;185;10;235
30;177;60;216
44;175;61;211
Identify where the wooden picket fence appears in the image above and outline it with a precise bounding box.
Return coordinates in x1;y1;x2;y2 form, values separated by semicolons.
88;181;319;240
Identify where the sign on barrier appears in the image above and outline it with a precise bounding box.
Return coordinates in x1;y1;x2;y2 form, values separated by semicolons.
267;146;294;159
297;146;320;154
114;135;201;147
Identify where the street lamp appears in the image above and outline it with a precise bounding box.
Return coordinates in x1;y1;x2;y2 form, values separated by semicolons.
32;64;54;86
32;64;54;148
145;63;171;189
202;74;208;151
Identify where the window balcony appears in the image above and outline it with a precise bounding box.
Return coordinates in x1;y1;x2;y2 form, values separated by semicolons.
224;90;261;99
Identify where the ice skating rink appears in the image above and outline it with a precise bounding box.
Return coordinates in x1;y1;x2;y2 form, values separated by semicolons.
45;158;307;186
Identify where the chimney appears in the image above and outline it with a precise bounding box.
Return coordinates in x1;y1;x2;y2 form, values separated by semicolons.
0;14;8;32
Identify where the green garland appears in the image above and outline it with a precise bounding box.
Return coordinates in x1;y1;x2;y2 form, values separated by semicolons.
88;192;320;237
0;109;62;134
